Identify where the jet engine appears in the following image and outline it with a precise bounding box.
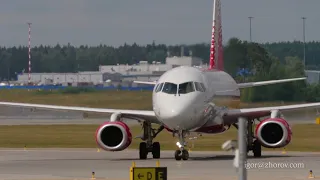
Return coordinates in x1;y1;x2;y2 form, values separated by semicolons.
95;121;132;151
255;118;292;148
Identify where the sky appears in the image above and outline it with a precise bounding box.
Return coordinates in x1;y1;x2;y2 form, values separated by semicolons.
0;0;319;47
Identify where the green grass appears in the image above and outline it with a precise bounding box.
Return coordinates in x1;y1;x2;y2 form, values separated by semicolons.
0;89;153;118
0;124;319;152
0;89;153;110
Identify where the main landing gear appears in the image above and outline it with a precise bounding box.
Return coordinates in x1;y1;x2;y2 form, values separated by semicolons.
139;121;164;159
174;130;189;161
234;118;262;157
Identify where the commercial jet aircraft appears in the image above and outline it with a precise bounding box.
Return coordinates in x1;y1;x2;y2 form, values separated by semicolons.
1;0;320;161
1;67;320;161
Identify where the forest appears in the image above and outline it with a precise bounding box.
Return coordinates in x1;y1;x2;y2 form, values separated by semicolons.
1;38;320;102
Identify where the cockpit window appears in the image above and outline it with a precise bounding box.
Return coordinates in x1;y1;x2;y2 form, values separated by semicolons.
162;82;177;94
200;83;206;92
194;82;205;92
155;83;164;92
178;82;195;94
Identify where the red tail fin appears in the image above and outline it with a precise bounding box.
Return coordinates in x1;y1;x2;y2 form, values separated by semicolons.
209;0;224;71
209;1;216;70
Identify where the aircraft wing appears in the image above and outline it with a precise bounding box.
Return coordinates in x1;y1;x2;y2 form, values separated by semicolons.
133;81;157;85
133;77;306;88
237;77;306;88
0;102;160;124
224;102;320;124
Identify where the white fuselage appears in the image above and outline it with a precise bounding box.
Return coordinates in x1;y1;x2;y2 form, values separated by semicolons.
152;66;240;131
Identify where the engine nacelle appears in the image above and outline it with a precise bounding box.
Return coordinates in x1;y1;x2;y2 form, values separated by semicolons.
255;118;292;148
95;121;132;151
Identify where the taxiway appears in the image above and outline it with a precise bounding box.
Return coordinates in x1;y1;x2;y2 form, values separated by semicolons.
0;106;319;180
0;149;318;180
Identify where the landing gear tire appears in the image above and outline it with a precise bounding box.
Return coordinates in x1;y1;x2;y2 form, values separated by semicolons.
174;149;189;161
181;150;189;160
138;122;164;160
139;142;148;159
253;140;262;158
152;142;161;159
245;118;262;158
174;150;182;161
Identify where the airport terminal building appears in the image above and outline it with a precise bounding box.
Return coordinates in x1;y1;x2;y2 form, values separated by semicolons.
16;56;205;86
15;57;320;86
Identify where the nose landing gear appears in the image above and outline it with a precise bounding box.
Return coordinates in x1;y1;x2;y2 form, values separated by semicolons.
174;130;189;161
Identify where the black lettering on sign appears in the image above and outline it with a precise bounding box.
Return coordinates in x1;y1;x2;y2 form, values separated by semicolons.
138;173;144;179
155;167;167;180
147;172;152;180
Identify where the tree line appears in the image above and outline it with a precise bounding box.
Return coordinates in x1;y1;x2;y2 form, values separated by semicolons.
1;38;320;102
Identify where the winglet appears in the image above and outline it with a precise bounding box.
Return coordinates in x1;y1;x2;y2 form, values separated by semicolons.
238;77;306;89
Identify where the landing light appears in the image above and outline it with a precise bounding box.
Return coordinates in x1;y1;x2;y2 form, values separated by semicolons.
176;142;182;148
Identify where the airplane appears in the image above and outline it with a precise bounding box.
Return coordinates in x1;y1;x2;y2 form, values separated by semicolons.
1;0;319;161
1;66;320;161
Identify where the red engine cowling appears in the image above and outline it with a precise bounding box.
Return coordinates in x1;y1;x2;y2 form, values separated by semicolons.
255;118;292;148
95;121;132;151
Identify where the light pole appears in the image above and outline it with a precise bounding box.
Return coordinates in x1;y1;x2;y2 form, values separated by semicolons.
302;17;306;69
248;17;253;42
238;117;247;180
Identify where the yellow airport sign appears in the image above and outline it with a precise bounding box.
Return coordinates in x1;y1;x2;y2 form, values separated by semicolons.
130;167;167;180
316;117;320;124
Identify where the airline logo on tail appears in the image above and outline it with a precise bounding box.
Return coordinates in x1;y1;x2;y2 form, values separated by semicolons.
209;0;223;71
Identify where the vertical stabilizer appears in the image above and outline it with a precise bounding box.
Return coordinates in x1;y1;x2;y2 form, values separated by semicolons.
216;0;224;71
209;0;224;70
209;1;216;70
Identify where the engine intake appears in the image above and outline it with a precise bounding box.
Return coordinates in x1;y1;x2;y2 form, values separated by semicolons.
95;121;132;151
255;118;292;148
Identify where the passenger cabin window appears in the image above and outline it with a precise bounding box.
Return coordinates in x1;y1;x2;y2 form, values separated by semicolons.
155;83;164;92
162;82;177;94
178;82;195;94
194;82;205;92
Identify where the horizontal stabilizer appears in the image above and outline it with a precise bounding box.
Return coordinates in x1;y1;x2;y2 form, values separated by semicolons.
237;77;306;89
133;81;156;85
214;89;238;96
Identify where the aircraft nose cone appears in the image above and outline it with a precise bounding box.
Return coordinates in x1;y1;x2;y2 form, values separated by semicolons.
159;104;182;120
154;93;198;130
158;102;187;129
